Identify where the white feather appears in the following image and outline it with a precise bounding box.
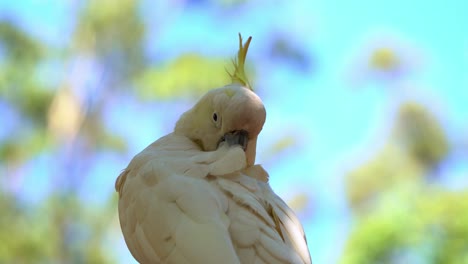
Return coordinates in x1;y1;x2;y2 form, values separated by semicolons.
117;133;312;264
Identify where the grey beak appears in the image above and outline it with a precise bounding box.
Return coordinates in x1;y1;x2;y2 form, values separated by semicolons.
219;130;249;150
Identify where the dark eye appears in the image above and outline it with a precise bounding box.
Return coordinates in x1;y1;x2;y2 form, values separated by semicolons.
212;113;218;122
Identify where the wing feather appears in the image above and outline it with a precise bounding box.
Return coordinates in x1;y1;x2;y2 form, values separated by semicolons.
117;134;311;264
215;169;312;264
118;134;242;264
269;192;311;263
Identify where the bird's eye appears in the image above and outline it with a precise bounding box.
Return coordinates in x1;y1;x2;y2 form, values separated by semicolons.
212;113;218;122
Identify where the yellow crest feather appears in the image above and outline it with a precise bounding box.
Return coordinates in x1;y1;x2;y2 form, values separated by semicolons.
228;33;252;90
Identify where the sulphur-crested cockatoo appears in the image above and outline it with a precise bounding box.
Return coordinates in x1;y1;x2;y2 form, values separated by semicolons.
116;34;312;264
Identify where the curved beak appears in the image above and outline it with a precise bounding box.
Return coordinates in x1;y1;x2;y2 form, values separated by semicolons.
218;130;257;166
218;130;249;151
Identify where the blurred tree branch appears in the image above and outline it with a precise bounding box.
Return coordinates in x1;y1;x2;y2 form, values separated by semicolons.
341;101;465;263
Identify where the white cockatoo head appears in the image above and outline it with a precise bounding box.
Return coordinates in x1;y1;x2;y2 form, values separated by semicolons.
175;34;265;166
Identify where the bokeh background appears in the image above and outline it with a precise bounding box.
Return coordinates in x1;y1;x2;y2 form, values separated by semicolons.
1;0;467;263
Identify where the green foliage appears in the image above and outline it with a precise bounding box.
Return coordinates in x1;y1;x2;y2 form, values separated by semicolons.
368;47;400;72
0;21;44;66
340;189;468;264
345;145;424;212
394;102;449;167
0;130;52;165
0;21;55;164
82;117;128;153
343;101;463;263
74;0;145;83
345;102;449;213
136;54;235;99
0;21;52;122
0;194;49;262
0;1;139;262
0;193;117;263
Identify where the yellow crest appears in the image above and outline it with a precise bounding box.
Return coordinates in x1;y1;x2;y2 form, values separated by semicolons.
228;33;252;90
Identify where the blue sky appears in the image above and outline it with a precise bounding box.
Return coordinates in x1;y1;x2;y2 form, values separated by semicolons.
1;0;467;263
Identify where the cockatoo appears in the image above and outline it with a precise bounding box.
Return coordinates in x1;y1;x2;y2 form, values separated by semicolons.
116;34;312;264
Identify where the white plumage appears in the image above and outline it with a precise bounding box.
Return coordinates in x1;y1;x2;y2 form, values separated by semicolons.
115;35;311;264
116;134;311;264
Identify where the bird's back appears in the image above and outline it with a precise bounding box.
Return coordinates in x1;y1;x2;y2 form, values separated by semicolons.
116;133;311;264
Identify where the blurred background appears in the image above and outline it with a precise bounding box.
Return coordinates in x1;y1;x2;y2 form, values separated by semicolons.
0;0;467;263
